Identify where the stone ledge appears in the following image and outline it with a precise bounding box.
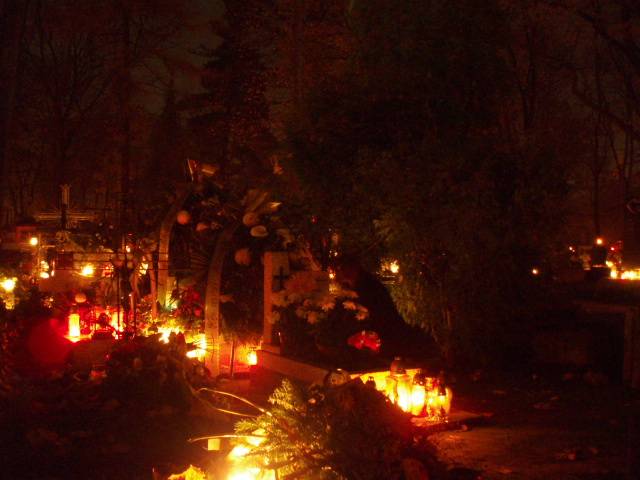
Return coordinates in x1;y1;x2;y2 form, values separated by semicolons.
257;349;330;384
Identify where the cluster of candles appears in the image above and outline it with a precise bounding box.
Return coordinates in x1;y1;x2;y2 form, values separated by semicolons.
362;358;452;420
66;308;124;342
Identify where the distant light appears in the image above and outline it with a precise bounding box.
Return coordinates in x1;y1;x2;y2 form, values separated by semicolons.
29;236;38;246
621;269;640;280
125;245;131;253
39;272;50;279
568;246;575;253
389;260;400;274
531;268;539;276
595;237;604;246
610;247;615;251
68;313;81;338
186;335;207;360
1;278;16;292
80;264;95;277
247;349;258;366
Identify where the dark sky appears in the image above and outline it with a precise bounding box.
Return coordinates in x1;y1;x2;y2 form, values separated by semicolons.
137;0;224;112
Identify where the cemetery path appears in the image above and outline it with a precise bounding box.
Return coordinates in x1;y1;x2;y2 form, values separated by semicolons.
428;373;638;479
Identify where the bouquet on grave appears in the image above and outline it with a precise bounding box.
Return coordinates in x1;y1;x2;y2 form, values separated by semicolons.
271;272;369;358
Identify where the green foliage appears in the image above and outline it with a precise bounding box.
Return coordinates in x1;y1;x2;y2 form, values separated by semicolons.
234;379;414;479
283;0;572;365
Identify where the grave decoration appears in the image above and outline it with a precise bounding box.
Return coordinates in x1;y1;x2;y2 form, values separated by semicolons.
271;269;370;361
64;303;125;343
0;275;17;309
355;357;452;422
184;376;435;480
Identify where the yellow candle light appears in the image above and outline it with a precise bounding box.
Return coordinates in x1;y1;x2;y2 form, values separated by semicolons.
410;384;426;416
395;371;412;412
80;264;95;277
68;313;80;338
385;374;398;404
247;349;258;366
0;277;16;292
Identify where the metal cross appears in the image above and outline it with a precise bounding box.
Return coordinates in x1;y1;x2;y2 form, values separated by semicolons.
273;266;289;291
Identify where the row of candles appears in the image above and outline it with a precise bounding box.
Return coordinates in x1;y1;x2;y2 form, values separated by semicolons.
362;358;452;420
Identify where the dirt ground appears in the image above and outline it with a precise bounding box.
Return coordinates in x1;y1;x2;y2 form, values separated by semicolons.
428;372;639;480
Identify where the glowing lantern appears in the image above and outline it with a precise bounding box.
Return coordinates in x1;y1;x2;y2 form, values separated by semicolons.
247;349;258;366
226;430;273;480
385;357;412;412
531;268;539;276
74;292;87;303
39;272;50;279
29;236;38;246
176;210;191;225
68;313;81;338
410;371;428;416
385;373;398;404
442;387;453;416
395;370;412;412
389;260;400;274
1;278;16;292
186;334;207;360
595;237;604;246
80;264;95;277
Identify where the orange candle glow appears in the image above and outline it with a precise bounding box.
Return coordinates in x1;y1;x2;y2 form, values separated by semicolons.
410;385;426;416
68;313;80;338
247;349;258;366
110;311;122;331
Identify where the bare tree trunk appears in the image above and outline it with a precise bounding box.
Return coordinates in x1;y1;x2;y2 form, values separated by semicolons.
118;3;131;235
204;222;239;377
0;0;29;225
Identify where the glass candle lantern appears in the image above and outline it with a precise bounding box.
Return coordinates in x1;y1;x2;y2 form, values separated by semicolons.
410;370;428;416
385;373;398;404
394;368;412;412
68;312;81;338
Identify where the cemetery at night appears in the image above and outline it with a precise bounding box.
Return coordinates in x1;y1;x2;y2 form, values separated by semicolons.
1;1;639;479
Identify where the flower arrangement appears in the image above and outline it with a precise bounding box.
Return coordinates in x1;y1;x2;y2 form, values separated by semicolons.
271;271;370;361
